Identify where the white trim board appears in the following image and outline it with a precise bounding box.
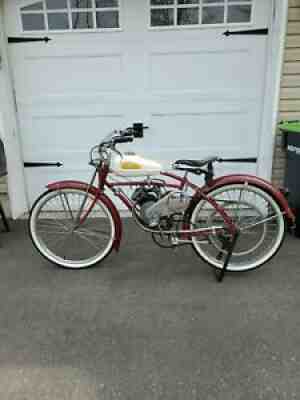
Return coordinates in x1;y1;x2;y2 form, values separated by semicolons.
257;0;288;181
0;1;27;219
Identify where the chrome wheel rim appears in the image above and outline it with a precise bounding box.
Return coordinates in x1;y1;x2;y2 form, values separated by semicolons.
30;189;115;268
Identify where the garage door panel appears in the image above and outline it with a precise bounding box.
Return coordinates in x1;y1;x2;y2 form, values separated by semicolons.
20;53;125;96
21;113;125;156
148;44;266;93
151;113;258;150
127;103;261;177
5;0;272;209
144;109;259;156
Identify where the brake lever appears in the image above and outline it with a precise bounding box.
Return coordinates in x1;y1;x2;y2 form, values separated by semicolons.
111;144;123;159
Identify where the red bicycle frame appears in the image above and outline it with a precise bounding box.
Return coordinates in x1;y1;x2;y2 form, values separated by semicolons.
47;161;295;251
100;163;237;234
41;122;296;282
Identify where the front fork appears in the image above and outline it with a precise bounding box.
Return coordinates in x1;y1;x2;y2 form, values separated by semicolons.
73;170;99;227
76;164;111;226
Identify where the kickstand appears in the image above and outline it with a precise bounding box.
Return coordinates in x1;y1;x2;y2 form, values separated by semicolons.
215;231;239;283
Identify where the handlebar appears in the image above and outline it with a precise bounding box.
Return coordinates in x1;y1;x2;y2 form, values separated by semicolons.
98;123;148;155
114;136;134;144
119;124;149;139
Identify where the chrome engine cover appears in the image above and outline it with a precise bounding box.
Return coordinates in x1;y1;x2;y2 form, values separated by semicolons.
132;186;191;228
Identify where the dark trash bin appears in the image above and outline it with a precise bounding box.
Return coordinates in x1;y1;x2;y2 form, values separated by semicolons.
278;120;300;237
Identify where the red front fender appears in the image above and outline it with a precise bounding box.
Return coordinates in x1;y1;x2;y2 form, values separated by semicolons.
203;175;295;224
47;180;122;251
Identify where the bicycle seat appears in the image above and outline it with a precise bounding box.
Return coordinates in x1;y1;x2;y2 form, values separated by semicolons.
174;157;218;169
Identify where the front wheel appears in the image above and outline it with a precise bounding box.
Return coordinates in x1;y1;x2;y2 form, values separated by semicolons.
29;188;116;269
190;183;286;272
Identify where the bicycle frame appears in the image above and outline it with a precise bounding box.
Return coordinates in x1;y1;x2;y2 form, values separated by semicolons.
35;124;295;281
47;160;295;252
101;165;237;236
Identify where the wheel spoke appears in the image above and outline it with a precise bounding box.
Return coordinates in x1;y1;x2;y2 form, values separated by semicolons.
30;188;115;268
49;232;72;252
37;222;68;232
39;218;70;231
75;192;90;223
76;227;110;238
37;230;72;235
235;187;244;222
191;184;285;272
63;193;75;221
240;214;279;232
75;230;100;250
59;190;70;220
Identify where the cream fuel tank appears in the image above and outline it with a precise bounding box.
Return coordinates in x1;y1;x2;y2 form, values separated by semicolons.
110;153;162;177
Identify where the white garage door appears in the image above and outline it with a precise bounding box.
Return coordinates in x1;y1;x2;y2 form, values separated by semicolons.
5;0;273;207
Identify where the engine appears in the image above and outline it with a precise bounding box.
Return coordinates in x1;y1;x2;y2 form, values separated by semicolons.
131;186;190;228
132;186;162;227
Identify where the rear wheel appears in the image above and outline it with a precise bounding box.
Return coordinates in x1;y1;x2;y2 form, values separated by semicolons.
190;183;286;272
29;188;115;269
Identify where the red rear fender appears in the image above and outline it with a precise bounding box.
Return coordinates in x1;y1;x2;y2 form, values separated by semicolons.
204;175;295;224
47;180;122;251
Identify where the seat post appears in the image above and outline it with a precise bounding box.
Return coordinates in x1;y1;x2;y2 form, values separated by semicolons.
205;162;214;185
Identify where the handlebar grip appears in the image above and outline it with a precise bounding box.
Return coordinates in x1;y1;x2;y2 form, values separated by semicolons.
114;136;133;144
132;123;146;138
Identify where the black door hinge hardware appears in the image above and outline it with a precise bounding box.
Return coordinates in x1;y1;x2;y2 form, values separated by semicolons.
223;28;269;37
218;158;257;164
24;162;63;168
8;37;51;44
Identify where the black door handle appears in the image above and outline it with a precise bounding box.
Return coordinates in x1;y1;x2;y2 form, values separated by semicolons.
223;28;268;37
24;162;63;168
218;158;257;164
8;37;51;44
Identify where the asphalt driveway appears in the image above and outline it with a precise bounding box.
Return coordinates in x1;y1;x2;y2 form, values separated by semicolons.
0;220;299;400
